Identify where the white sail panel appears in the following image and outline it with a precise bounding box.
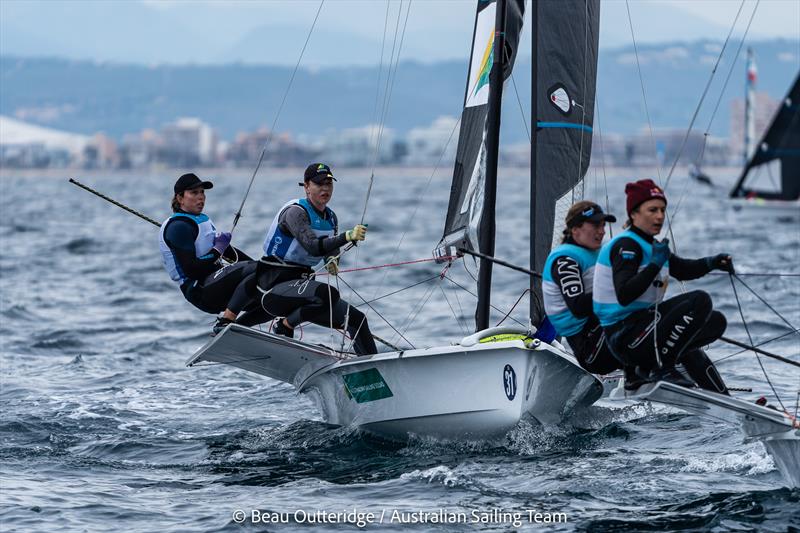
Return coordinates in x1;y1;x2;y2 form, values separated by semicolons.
465;3;496;109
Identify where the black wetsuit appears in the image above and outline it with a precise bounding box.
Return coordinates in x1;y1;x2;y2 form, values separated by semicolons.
162;215;257;315
251;203;377;355
604;226;728;393
547;250;622;374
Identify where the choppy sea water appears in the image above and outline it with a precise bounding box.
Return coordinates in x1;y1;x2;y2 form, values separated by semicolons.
1;168;798;532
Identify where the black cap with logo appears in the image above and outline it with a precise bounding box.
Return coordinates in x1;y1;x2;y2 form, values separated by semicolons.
174;173;213;194
300;163;337;186
566;202;617;227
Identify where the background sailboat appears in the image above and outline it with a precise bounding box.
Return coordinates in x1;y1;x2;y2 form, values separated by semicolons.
730;72;800;211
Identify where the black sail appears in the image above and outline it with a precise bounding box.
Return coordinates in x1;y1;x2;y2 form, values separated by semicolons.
530;0;600;324
437;0;525;257
730;73;800;201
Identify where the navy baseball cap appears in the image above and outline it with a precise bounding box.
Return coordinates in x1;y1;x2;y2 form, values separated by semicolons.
301;163;337;185
174;173;213;194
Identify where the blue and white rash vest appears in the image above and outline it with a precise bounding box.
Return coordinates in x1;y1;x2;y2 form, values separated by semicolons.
592;229;669;326
262;198;337;267
543;243;599;336
158;212;217;285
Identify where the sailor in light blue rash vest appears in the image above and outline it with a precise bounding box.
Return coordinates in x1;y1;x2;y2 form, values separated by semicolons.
543;201;622;375
592;179;732;393
254;163;378;355
158;173;260;335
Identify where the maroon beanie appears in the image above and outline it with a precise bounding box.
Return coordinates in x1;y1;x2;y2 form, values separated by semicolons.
625;179;667;216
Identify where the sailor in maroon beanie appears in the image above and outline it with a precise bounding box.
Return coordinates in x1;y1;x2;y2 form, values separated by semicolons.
624;178;666;217
591;179;733;394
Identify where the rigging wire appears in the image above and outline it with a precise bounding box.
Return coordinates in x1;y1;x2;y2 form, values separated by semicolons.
593;96;613;238
367;1;393;154
369;0;413;176
624;0;662;185
729;274;786;410
443;275;529;329
713;329;799;365
440;284;470;336
671;0;759;222
661;0;753;192
230;0;325;233
337;275;416;349
394;274;442;345
510;73;531;142
365;117;461;320
624;0;682;256
732;273;800;332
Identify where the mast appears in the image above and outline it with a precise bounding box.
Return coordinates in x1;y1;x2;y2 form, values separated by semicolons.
744;47;757;165
475;0;508;331
529;0;540;324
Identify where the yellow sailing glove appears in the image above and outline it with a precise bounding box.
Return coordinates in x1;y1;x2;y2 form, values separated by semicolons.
345;224;368;242
325;257;339;276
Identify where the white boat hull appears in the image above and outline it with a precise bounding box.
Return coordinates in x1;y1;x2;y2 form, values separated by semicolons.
298;339;602;440
188;325;603;441
729;197;800;217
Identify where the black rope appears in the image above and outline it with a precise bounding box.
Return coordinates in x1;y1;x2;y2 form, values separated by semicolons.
714;329;800;365
719;336;800;368
496;289;530;327
69;178;160;227
729;274;785;410
707;272;800;278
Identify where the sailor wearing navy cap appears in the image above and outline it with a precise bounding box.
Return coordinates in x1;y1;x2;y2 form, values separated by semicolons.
257;163;377;355
543;201;622;375
158;173;259;334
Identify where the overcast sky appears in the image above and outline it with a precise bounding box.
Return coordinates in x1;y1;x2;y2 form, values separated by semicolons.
1;0;798;66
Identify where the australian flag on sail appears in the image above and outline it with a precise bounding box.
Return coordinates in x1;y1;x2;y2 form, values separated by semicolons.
436;0;525;260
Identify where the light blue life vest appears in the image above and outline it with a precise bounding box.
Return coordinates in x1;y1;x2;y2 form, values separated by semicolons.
542;243;599;337
158;212;217;285
592;229;669;326
262;198;337;267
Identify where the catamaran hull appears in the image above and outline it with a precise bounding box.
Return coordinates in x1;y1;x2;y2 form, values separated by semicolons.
298;343;602;441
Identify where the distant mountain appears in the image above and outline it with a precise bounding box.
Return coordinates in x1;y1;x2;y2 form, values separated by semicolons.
0;39;797;143
2;0;796;67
